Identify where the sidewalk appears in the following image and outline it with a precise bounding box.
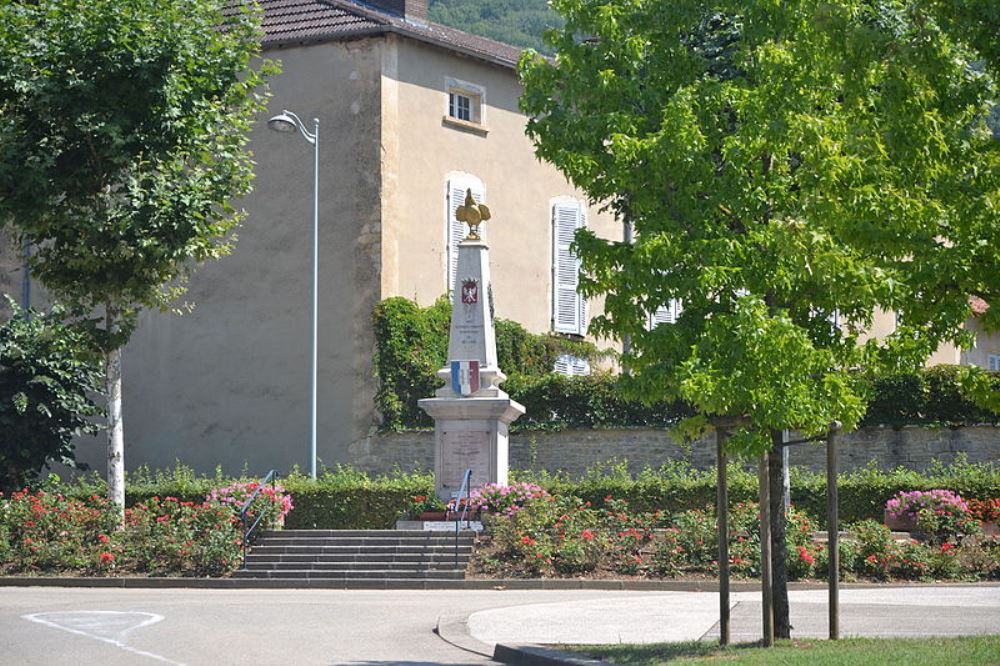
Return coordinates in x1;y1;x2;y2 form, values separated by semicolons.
440;585;1000;663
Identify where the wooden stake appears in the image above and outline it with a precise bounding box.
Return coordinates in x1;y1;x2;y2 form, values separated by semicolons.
758;453;774;647
827;427;840;640
717;428;730;646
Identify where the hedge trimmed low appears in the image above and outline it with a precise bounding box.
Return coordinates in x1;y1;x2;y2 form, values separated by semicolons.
43;458;999;530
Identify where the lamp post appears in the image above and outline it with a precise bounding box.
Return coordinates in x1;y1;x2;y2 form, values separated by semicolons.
268;109;319;479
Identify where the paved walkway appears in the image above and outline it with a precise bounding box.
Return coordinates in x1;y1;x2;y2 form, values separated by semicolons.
460;585;1000;652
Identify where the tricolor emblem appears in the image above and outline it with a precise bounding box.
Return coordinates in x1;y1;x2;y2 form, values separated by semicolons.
451;360;480;396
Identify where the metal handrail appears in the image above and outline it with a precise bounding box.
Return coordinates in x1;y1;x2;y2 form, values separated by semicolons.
240;470;277;570
454;468;473;568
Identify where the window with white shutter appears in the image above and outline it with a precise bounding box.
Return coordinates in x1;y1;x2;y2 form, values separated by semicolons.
554;354;591;376
648;299;683;329
989;354;1000;372
446;173;485;293
552;199;587;335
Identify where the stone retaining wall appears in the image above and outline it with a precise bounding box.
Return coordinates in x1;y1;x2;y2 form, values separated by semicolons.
352;425;999;476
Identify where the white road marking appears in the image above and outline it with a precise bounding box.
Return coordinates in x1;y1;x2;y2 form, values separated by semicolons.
22;611;185;665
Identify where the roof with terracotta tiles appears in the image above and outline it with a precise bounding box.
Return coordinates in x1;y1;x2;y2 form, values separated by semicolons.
228;0;523;68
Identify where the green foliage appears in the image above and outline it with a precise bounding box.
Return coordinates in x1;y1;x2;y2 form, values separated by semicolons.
520;0;1000;455
372;296;451;430
279;466;435;530
505;373;692;431
372;296;608;430
518;457;1000;528
0;299;104;492
428;0;562;54
0;0;273;341
863;366;1000;427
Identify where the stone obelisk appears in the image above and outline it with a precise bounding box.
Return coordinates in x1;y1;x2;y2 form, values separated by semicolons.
419;190;525;501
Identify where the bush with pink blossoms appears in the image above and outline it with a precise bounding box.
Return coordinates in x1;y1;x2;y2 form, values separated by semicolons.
885;489;980;543
206;481;293;530
469;482;548;516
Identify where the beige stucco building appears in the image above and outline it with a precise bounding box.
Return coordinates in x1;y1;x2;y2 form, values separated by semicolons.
60;0;620;475
1;0;995;478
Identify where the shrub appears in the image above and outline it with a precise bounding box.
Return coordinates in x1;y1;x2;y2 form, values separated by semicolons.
0;489;118;573
0;489;241;576
886;489;980;543
122;496;241;576
280;466;434;529
967;498;1000;523
470;481;548;515
0;300;104;492
207;481;293;530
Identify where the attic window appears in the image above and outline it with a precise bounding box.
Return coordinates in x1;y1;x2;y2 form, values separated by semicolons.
444;78;487;134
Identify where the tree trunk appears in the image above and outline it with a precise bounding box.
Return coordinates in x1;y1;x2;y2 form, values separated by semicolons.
105;305;125;522
768;430;790;639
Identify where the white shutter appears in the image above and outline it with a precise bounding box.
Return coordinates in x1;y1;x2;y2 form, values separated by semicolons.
446;176;485;293
649;299;682;329
989;354;1000;372
552;200;586;335
554;354;591;376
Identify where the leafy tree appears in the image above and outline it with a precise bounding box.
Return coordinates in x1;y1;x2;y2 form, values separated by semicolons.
520;0;998;639
0;298;104;493
0;0;272;513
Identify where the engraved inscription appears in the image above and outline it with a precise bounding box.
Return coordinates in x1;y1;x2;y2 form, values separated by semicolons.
441;429;490;491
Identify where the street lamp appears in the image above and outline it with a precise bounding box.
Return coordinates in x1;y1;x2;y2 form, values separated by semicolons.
268;109;320;479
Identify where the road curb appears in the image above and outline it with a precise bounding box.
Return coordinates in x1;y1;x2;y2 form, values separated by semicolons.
493;643;604;666
1;576;997;591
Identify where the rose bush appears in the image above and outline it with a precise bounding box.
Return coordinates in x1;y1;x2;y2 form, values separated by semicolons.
0;489;243;576
206;481;293;530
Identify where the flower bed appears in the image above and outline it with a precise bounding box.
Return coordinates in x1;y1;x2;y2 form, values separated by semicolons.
0;483;294;577
469;489;1000;582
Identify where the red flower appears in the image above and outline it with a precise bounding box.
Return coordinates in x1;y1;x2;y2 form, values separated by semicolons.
100;552;115;564
941;543;955;552
98;534;110;544
156;515;170;523
581;530;595;541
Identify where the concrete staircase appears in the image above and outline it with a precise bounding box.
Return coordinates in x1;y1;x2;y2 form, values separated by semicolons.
233;530;475;584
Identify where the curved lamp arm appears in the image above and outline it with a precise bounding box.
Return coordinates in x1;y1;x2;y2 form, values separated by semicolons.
268;109;317;145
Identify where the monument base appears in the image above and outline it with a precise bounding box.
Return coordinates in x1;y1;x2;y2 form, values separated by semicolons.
418;394;525;501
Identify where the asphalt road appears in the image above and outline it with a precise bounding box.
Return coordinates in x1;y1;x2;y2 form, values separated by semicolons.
2;585;998;665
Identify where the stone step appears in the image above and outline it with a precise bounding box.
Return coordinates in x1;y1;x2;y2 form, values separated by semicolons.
255;537;474;547
249;545;473;555
248;549;471;562
232;569;466;580
243;529;475;582
260;530;466;538
243;561;465;572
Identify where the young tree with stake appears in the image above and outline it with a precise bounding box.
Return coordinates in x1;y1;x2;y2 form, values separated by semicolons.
0;0;272;517
520;0;998;639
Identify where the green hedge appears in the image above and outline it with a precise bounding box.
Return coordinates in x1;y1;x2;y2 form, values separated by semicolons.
49;458;998;530
371;297;999;432
517;457;1000;528
863;365;1000;428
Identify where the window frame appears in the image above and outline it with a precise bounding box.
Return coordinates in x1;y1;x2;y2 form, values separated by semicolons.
443;77;487;134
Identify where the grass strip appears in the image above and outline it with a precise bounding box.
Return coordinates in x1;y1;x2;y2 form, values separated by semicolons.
563;635;1000;665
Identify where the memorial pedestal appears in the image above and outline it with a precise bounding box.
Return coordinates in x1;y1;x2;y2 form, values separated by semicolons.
419;394;524;500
